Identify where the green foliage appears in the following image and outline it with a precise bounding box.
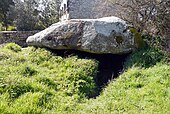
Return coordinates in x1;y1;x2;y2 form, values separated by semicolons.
0;43;98;113
0;0;15;30
0;24;16;31
125;47;169;68
0;43;169;113
0;23;5;31
21;65;37;77
10;0;39;31
77;64;170;114
142;34;169;53
130;28;145;49
110;0;169;53
14;0;59;31
72;46;169;114
7;25;16;31
4;43;21;52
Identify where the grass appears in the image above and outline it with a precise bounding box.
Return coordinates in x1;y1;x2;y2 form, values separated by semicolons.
74;47;170;114
76;64;170;114
124;47;169;68
0;23;16;31
0;43;98;113
0;43;169;114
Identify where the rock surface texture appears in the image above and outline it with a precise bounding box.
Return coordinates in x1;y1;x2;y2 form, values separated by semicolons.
27;16;135;54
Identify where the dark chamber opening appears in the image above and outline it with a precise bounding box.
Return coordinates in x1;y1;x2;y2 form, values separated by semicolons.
50;49;130;97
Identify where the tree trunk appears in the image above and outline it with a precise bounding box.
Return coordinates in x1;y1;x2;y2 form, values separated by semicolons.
4;15;8;31
2;11;8;31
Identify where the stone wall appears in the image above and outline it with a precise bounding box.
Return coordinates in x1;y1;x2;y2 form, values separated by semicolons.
0;31;38;47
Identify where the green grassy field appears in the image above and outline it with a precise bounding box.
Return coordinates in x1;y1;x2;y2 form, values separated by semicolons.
0;43;169;114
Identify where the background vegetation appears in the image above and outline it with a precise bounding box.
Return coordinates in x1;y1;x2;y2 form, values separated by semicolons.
109;0;170;53
0;0;59;31
1;0;169;53
0;0;14;30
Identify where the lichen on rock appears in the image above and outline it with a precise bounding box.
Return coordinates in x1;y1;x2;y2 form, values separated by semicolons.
27;16;138;54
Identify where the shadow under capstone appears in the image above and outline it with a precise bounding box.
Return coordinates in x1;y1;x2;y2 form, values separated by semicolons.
49;49;130;97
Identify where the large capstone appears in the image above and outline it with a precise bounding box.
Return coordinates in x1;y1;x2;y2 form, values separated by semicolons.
26;16;136;54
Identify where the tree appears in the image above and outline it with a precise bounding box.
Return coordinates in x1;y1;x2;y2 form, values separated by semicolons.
13;0;59;31
0;0;14;30
111;0;169;34
13;0;39;31
109;0;170;52
38;0;59;28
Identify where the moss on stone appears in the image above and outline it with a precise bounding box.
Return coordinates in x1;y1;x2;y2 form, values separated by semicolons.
63;32;74;39
115;36;124;44
130;28;145;48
